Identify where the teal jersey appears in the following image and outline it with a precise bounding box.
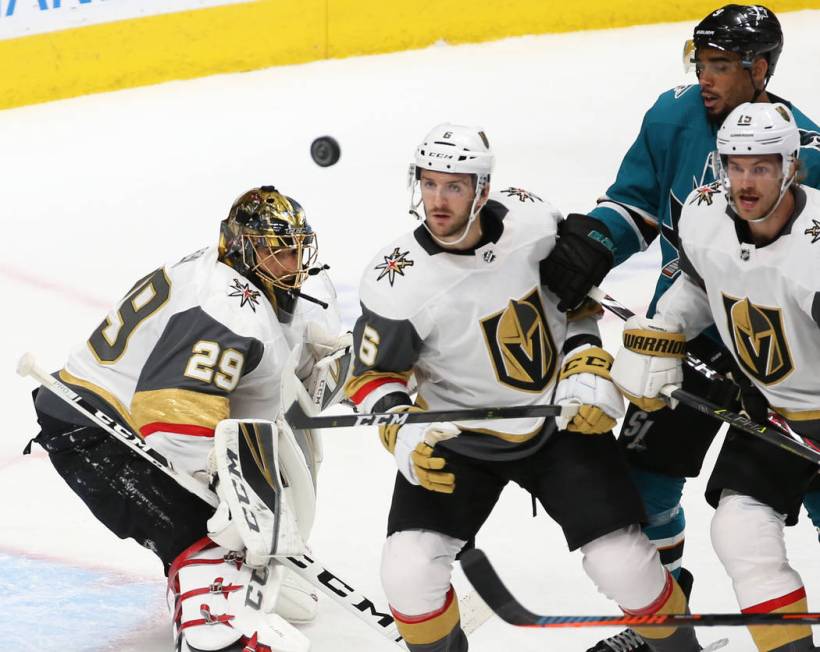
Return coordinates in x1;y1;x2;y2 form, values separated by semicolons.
590;84;820;317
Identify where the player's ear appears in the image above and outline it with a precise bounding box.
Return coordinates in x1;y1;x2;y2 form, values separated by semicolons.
751;56;769;87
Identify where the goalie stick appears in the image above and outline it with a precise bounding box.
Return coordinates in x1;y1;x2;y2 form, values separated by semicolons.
460;548;820;629
17;353;492;647
587;288;820;466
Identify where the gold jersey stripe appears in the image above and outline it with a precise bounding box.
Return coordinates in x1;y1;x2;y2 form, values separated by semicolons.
131;387;229;433
773;406;820;421
58;368;140;434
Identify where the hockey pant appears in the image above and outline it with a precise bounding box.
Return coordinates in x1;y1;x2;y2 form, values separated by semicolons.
32;409;213;569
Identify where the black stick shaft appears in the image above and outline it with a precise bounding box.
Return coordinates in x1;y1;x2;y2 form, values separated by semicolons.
588;288;820;465
285;400;570;430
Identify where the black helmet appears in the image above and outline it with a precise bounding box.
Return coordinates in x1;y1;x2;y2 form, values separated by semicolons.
692;5;783;81
218;185;318;321
693;5;783;79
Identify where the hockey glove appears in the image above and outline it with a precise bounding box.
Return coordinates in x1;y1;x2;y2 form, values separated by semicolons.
610;316;685;412
379;407;460;494
300;322;354;411
539;214;615;312
554;344;624;434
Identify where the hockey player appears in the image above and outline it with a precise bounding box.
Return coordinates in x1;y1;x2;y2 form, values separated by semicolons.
538;6;820;650
28;186;351;652
611;101;818;652
345;123;703;652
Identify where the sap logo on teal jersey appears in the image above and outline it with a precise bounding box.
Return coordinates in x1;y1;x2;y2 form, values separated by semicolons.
673;84;696;99
801;130;820;152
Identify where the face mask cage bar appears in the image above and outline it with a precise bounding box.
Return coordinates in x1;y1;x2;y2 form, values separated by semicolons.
241;229;319;291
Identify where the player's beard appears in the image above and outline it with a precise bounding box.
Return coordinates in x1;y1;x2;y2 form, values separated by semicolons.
426;210;471;241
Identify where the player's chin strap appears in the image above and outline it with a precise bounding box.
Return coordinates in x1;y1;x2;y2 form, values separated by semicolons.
408;177;487;248
744;174;795;225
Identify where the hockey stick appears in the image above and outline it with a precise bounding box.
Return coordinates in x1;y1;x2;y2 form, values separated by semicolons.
460;548;820;628
17;353;493;646
284;399;577;430
587;288;820;466
16;353;408;646
16;352;218;507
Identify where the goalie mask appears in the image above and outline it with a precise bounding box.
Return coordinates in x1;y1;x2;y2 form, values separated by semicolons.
219;186;319;322
408;123;495;246
714;102;800;223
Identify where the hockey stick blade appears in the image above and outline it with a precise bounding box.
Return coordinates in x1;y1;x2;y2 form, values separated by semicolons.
461;549;820;628
284;397;576;430
587;288;820;465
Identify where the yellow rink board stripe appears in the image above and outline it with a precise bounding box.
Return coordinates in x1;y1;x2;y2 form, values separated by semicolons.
1;0;819;110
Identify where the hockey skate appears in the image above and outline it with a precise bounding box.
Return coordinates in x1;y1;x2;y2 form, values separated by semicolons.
168;537;310;652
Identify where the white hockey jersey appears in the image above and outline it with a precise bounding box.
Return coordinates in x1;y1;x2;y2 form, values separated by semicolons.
346;188;601;458
657;183;820;438
37;246;334;473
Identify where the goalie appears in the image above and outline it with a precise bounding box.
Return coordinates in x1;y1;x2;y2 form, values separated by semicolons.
27;186;351;652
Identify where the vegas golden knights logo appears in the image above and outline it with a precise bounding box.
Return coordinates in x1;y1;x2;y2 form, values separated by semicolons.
480;288;557;392
722;294;794;385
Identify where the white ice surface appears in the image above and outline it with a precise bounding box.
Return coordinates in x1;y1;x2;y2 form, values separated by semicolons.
1;12;819;651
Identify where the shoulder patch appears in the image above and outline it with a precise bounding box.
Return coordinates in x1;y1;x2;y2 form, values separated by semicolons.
228;278;261;311
804;218;820;244
673;84;695;99
374;247;415;286
800;129;820;152
500;187;543;203
688;181;722;206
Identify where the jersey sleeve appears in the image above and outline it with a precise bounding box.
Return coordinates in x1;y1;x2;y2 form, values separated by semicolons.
130;306;265;441
655;267;713;340
589;100;668;265
345;302;423;414
789;103;820;190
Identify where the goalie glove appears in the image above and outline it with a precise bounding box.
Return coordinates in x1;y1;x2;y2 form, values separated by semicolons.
379;407;460;494
554;344;624;434
301;322;354;411
610;315;686;412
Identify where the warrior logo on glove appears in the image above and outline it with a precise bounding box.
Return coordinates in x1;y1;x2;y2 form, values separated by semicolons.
480;288;558;391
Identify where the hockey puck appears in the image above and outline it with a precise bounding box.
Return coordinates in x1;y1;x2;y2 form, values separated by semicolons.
310;136;341;167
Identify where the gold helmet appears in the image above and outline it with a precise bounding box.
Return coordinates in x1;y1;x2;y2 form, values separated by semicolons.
219;186;319;321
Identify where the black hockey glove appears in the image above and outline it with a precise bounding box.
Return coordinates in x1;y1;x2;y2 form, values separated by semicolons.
540;214;615;312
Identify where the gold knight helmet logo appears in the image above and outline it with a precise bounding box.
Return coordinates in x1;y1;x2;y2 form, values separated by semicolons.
480;288;557;392
722;294;794;385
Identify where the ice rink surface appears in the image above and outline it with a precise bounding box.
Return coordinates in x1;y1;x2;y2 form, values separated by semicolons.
2;11;819;651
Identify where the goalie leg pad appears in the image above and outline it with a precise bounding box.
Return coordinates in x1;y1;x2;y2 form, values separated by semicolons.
168;537;310;652
210;419;315;562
